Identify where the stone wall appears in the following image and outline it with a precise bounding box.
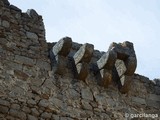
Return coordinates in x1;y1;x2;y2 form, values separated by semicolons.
0;0;160;120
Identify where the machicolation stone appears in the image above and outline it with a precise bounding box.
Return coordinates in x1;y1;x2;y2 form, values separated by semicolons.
27;9;39;19
49;38;137;93
50;37;72;75
73;43;94;80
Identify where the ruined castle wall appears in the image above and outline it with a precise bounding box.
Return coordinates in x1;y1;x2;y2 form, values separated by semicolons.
0;1;160;120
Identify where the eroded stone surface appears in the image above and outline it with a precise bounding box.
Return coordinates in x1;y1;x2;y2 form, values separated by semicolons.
73;43;94;81
73;43;94;65
27;9;39;19
52;37;72;57
100;69;112;87
97;50;117;70
115;59;126;76
26;32;38;41
96;41;137;93
50;37;72;75
76;62;89;81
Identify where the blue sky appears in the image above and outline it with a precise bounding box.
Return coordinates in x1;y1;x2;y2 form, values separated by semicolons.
9;0;160;79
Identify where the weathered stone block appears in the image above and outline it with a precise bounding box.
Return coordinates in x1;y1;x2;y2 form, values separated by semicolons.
14;70;29;81
109;41;135;60
81;88;93;101
119;75;132;93
148;94;160;102
154;79;160;86
125;56;137;76
95;41;137;93
27;99;37;106
100;69;112;87
76;62;89;81
38;99;49;108
120;75;131;86
81;100;92;110
41;112;52;119
26;32;38;41
146;99;160;109
73;43;94;64
109;41;137;72
132;97;146;105
11;104;20;110
97;50;117;70
52;37;72;57
115;59;126;77
27;9;39;18
9;109;26;120
52;115;60;120
52;55;67;75
28;115;38;120
94;94;108;107
0;99;10;106
31;108;40;117
36;60;51;71
65;88;80;99
2;20;10;28
6;61;22;71
14;55;35;66
0;105;9;114
22;106;31;114
49;97;64;109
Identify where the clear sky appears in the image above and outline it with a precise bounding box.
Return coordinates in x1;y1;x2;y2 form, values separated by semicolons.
9;0;160;80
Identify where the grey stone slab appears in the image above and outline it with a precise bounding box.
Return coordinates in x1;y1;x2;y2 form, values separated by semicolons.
36;60;51;70
6;61;22;70
52;37;72;57
81;88;93;101
14;55;35;66
38;99;49;108
100;69;112;87
0;99;10;106
9;109;26;120
28;115;38;120
119;75;132;93
115;59;126;77
52;55;67;75
132;96;146;105
2;20;10;28
125;56;137;76
31;108;40;117
148;94;160;102
97;50;117;70
73;43;94;64
27;9;39;19
41;112;52;119
26;32;38;41
0;105;9;114
146;99;160;109
76;62;89;81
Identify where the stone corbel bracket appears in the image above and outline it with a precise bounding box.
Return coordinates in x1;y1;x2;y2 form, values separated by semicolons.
97;41;137;93
50;37;72;75
96;50;117;87
27;9;39;20
73;43;94;81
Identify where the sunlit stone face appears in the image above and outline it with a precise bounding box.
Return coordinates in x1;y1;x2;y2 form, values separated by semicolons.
115;59;126;78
